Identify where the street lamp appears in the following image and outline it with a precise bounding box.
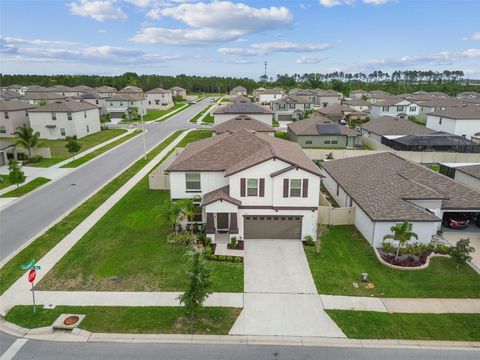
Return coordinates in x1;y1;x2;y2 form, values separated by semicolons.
140;111;147;160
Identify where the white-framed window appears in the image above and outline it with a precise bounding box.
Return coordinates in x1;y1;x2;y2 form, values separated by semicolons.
60;128;66;136
382;106;389;112
51;113;57;120
439;117;442;125
409;106;416;112
185;172;201;191
290;179;302;197
4;111;9;119
397;106;404;112
305;136;313;145
247;178;258;196
67;112;72;120
0;125;6;134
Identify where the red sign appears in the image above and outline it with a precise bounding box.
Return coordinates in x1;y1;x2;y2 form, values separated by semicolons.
28;269;36;283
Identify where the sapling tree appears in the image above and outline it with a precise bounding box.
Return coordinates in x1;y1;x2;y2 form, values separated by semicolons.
8;160;26;188
450;238;475;270
65;136;81;159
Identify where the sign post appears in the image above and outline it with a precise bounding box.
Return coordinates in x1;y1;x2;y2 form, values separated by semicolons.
20;260;41;315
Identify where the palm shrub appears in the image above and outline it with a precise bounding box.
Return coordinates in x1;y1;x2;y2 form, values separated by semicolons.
14;125;41;158
383;221;419;259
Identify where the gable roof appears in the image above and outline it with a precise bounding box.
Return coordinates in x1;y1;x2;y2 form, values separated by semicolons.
230;86;247;92
371;98;411;107
288;116;357;136
428;106;480;119
455;164;480;180
231;95;251;103
212;115;274;133
28;100;98;112
166;129;321;176
146;88;171;94
417;98;461;108
361;116;434;136
321;152;480;222
212;102;273;114
170;86;186;91
119;86;143;93
95;86;117;92
272;94;314;104
0;90;25;100
343;99;370;106
201;186;241;207
106;94;142;101
0;99;38;111
316;104;356;116
23;92;67;100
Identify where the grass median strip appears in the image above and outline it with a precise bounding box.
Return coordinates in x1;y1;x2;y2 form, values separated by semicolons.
155;104;191;122
0;177;50;198
326;310;480;341
0;130;185;295
189;104;214;124
60;130;141;168
5;305;241;335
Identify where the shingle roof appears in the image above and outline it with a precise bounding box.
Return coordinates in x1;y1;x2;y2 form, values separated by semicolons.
0;90;25;100
371;98;411;107
23;92;67;100
230;86;247;92
146;88;171;94
107;94;142;101
119;86;143;93
0;141;16;151
212;115;274;134
166;129;321;176
95;86;117;92
316;104;356;116
170;86;186;91
288;116;357;136
231;95;251;103
80;92;105;99
428;106;480;119
343;99;370;106
28;100;98;112
49;85;73;92
201;186;241;207
321;152;480;222
455;164;480;180
272;94;313;104
70;85;94;92
212;102;273;114
0;99;38;111
417;98;461;107
361;116;434;136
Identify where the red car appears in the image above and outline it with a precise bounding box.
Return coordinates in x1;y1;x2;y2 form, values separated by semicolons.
442;213;469;229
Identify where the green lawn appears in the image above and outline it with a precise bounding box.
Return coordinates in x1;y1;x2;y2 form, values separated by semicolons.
427;164;440;172
0;177;50;198
305;226;480;298
5;305;241;335
201;113;214;124
274;131;289;140
326;310;480;341
61;130;140;168
0;175;13;190
0;130;185;295
177;130;212;147
38;129;241;293
190;105;214;123
119;104;187;123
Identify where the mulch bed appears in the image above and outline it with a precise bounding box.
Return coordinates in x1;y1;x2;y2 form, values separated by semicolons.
227;240;244;250
378;249;430;267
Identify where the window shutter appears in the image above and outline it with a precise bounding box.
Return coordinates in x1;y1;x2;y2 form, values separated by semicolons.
283;179;289;198
259;178;265;197
240;178;246;197
302;179;308;198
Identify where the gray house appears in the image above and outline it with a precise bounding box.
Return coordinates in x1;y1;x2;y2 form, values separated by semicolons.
287;116;360;148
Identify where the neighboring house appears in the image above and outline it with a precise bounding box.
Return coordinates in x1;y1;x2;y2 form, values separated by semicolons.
0;90;25;101
0;99;37;137
230;86;247;96
169;86;187;98
145;88;174;110
382;132;480;153
349;89;368;100
457;92;479;100
231;95;251;103
360;115;434;143
211;115;275;136
94;86;117;97
426;106;480;140
367;90;393;103
0;141;17;166
165;129;322;241
253;87;267;96
70;85;95;96
342;99;371;112
212;100;273;125
417;98;461;122
118;86;144;99
105;94;147;123
78;93;108;114
439;163;480;192
321;152;480;247
311;89;342;107
315;104;362;122
271;95;314;125
22;92;67;105
48;85;79;97
370;98;420;119
6;84;28;95
28;100;101;139
287;116;360;149
25;85;49;94
256;88;285;104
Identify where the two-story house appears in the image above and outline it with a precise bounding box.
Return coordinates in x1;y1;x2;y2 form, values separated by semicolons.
166;129;322;242
212;100;273;125
230;86;247;96
118;86;144;99
105;94;147;123
28;100;101;139
271;95;314;125
256;88;285;104
0;99;38;137
145;88;174;110
417;98;461;122
311;89;342;107
169;86;187;98
426;106;480;141
370;98;420;119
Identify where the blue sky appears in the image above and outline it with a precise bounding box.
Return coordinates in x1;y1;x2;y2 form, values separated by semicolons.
1;0;479;79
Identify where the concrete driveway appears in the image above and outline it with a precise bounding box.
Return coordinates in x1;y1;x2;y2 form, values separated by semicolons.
230;240;345;338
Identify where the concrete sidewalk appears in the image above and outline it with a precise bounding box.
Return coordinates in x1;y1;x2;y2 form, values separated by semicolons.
0;129;193;315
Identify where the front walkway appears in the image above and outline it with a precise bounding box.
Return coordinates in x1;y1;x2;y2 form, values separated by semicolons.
230;239;346;338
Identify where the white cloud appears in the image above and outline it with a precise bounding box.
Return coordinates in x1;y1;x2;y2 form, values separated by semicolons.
218;41;330;57
1;37;77;46
132;1;293;45
296;55;324;64
362;0;393;4
319;0;393;7
68;0;127;21
463;32;480;41
146;7;162;19
464;48;480;58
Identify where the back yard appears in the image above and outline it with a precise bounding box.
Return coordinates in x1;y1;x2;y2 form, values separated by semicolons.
305;226;480;298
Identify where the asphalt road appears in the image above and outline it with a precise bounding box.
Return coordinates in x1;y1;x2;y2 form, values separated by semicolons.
0;99;210;262
0;332;477;360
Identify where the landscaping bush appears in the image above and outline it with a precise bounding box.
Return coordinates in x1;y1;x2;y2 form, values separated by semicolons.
230;237;237;249
381;241;394;253
209;255;218;261
167;231;196;246
434;244;450;255
304;235;315;247
234;257;242;263
450;239;475;269
218;255;226;261
204;245;212;256
226;256;233;262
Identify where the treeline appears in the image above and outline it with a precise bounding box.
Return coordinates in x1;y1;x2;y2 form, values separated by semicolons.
1;70;479;96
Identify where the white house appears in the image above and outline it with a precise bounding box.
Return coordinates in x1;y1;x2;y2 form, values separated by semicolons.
230;86;247;96
105;94;147;123
166;129;322;242
360;115;434;143
311;89;342;107
271;95;314;125
170;86;187;98
370;98;420;119
256;88;285;104
0;99;37;137
342;99;371;112
417;98;461;122
78;93;109;115
28;100;101;139
321;152;480;247
439;163;480;192
145;88;173;110
212;100;273;125
426;106;480;141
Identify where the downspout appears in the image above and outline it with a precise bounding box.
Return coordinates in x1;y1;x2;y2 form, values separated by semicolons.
371;221;376;248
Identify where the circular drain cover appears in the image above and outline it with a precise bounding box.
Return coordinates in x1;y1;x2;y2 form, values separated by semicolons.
63;315;80;326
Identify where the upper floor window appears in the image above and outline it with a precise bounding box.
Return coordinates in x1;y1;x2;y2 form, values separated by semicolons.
290;179;302;197
51;113;57;120
382;106;389;112
247;178;258;196
67;112;72;120
185;172;201;191
3;112;9;119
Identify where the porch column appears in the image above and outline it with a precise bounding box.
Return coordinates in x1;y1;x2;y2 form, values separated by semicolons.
205;213;216;234
229;213;239;234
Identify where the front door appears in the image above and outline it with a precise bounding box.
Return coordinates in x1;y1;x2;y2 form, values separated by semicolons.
217;213;229;230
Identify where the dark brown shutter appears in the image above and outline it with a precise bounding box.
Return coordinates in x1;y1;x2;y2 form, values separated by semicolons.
240;178;246;197
259;178;265;197
302;179;308;198
283;179;289;198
